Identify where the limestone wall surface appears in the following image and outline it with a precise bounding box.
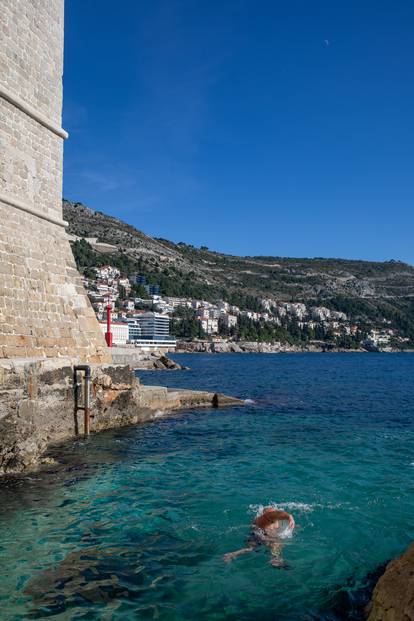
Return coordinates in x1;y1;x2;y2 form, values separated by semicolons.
0;0;64;124
0;0;110;362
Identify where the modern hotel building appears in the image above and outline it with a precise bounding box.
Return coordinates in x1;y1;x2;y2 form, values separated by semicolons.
127;313;176;351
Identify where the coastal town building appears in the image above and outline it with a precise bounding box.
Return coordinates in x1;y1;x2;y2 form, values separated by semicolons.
218;301;230;313
99;321;129;346
97;311;177;350
126;318;142;341
119;277;132;292
136;312;171;339
164;297;191;308
95;266;120;281
284;303;307;319
365;329;392;348
220;314;238;328
311;307;332;321
78;261;408;351
129;312;176;351
122;300;135;311
197;317;219;335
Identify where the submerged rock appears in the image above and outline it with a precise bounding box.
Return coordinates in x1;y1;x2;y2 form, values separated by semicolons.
25;547;135;611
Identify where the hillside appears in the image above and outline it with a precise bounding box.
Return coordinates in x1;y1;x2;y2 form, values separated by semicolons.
63;199;414;344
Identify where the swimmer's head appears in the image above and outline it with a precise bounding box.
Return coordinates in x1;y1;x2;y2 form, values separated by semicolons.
254;506;279;529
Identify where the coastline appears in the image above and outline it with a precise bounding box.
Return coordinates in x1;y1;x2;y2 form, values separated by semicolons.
0;357;242;476
367;543;414;620
175;340;413;354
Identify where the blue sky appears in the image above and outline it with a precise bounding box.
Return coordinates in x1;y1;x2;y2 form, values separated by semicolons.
63;1;414;262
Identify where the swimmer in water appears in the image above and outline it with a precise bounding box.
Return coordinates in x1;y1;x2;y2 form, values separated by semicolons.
223;506;295;567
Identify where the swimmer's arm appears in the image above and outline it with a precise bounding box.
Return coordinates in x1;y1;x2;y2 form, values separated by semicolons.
273;511;295;529
223;547;255;563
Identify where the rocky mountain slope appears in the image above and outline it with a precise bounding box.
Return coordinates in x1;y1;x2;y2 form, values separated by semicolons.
63;199;414;341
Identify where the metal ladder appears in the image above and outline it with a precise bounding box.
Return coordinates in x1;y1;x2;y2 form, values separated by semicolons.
73;365;92;435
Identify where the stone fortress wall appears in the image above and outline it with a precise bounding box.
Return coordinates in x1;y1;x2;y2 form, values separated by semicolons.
0;0;109;362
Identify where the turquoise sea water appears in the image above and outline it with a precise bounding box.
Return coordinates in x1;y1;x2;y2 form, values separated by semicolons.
1;353;414;620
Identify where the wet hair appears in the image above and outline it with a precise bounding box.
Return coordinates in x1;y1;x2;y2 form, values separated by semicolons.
254;507;279;530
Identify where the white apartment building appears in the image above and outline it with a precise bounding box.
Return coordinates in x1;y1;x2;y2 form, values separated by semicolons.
242;311;260;321
365;330;391;347
96;284;109;295
260;298;277;311
198;307;220;319
123;300;135;311
217;301;230;313
311;306;332;321
91;295;115;311
156;302;175;314
275;305;287;317
99;321;129;345
95;266;120;280
284;303;307;319
134;297;154;307
198;317;219;335
220;314;238;328
118;277;131;292
164;297;191;308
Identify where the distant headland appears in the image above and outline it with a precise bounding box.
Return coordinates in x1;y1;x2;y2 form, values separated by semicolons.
64;199;414;353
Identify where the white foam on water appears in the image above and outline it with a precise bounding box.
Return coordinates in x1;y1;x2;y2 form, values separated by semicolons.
249;502;313;515
248;500;341;517
277;502;315;513
244;399;255;405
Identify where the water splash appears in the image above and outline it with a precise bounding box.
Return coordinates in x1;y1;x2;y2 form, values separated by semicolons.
248;502;297;539
249;501;314;516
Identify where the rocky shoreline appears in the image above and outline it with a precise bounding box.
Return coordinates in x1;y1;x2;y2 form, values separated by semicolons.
367;543;414;620
176;340;413;354
111;347;187;370
0;357;242;476
176;340;365;354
